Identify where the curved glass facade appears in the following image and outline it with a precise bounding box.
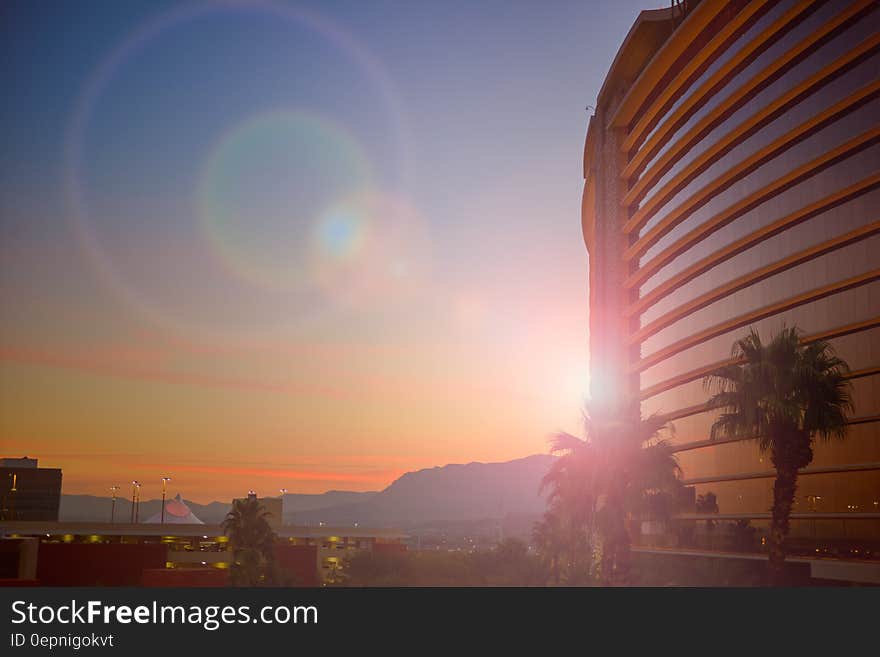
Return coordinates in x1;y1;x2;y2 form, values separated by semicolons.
584;0;880;561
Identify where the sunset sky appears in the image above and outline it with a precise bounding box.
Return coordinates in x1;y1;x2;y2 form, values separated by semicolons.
1;0;650;502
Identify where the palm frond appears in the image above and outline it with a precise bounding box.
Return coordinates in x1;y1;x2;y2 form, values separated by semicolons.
703;326;853;455
548;431;586;454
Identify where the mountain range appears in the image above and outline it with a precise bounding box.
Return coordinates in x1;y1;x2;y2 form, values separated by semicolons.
59;454;555;528
59;490;375;525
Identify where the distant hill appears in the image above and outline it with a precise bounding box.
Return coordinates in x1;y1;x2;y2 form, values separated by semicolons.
58;454;555;528
291;454;555;528
59;490;377;524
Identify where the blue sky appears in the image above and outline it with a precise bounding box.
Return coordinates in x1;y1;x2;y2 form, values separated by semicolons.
1;0;655;499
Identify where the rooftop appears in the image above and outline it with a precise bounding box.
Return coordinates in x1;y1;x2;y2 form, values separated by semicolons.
0;520;408;540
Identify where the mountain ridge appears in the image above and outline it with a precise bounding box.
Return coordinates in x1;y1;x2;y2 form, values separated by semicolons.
290;453;555;527
58;454;556;527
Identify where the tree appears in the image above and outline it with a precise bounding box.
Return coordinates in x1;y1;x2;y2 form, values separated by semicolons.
695;492;719;547
695;492;719;515
537;429;599;585
729;519;757;553
704;327;852;584
474;538;548;586
344;543;546;587
222;496;278;586
532;506;595;585
541;401;682;585
531;511;568;584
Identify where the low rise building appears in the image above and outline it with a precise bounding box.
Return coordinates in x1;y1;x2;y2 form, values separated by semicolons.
0;457;62;521
0;520;407;586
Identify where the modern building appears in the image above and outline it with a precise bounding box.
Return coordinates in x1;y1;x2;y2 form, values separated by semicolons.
0;457;62;521
0;520;407;586
582;0;879;574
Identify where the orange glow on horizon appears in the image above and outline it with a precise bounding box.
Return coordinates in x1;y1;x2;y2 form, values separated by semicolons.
145;462;402;484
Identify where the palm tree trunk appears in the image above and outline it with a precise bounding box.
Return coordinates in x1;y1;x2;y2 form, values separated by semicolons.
600;513;629;586
615;536;631;586
769;466;797;585
600;534;614;586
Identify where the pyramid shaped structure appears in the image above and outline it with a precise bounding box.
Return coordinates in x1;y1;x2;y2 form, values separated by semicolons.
144;493;204;524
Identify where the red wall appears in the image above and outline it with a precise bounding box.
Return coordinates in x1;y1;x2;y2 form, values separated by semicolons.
273;544;319;586
142;567;229;587
0;579;39;587
36;543;167;586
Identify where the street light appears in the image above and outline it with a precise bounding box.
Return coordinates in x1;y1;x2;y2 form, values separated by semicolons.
7;473;18;520
130;481;141;523
807;495;823;538
109;486;120;523
160;477;172;524
279;488;288;526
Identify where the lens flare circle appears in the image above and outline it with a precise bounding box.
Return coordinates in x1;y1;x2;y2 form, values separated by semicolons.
198;109;373;292
310;191;431;308
63;0;410;341
315;207;367;262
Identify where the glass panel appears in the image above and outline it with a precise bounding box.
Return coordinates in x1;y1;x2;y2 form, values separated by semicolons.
636;0;872;188
640;279;880;387
639;143;880;298
640;186;880;328
642;233;880;355
640;0;802;149
640;54;879;226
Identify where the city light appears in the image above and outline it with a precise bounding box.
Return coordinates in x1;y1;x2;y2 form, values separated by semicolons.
130;481;141;524
109;485;120;524
160;477;172;524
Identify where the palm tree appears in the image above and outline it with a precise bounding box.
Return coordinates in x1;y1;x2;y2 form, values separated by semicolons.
695;491;719;547
532;507;591;585
704;327;852;584
222;496;278;586
541;402;682;585
531;511;563;584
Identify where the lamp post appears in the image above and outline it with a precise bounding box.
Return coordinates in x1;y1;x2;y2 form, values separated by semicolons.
160;477;172;524
110;485;120;523
130;481;140;523
8;473;17;521
807;495;823;539
279;488;287;525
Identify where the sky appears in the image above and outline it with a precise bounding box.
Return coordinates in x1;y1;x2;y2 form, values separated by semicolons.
1;0;653;503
